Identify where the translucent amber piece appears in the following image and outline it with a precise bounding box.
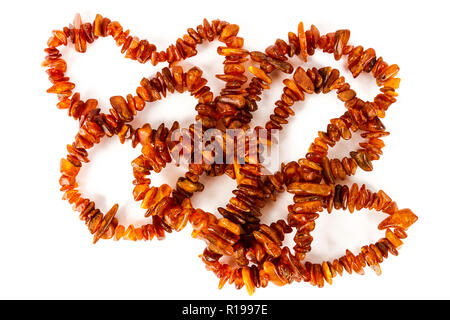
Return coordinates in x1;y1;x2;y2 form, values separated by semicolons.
241;266;255;295
93;14;103;37
114;225;125;241
60;158;80;176
350;150;373;171
93;204;119;244
297;22;308;62
386;228;403;248
263;261;287;286
283;79;305;100
337;89;356;102
322;261;333;285
377;64;400;83
47;81;75;94
313;264;324;288
339;256;352;274
133;184;149;201
42;58;67;72
350;48;376;78
217;47;248;57
101;218;117;240
330;159;346;180
219;24;239;42
298;158;322;171
383;78;401;90
378;209;418;230
177;178;203;194
144;184;172;216
217;95;246;108
135;228;144;241
334;29;350;60
52;30;68;46
88;212;103;234
293;67;314;94
347;249;364;275
253;231;282;257
292;200;323;213
218;218;241;235
186;67;203;91
47;36;62;48
224;63;245;75
287;182;332;196
110;96;133;122
141;187;157;209
248;66;272;84
394;228;408;239
123;224;137;241
333;259;343;276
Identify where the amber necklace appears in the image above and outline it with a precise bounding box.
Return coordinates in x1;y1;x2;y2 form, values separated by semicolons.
46;13;417;295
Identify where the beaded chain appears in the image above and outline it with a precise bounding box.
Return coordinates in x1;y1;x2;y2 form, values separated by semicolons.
45;13;417;295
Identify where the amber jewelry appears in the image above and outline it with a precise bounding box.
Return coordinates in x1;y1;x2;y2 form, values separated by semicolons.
191;47;395;258
190;26;413;294
57;63;223;240
47;13;248;240
46;13;416;295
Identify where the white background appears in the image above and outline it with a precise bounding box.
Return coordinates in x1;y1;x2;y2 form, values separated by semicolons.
1;0;449;300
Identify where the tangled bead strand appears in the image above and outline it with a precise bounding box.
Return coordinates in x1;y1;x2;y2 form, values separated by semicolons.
46;14;416;295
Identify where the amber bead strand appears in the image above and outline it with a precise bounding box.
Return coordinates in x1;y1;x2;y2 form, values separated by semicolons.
197;107;387;267
200;184;416;293
62;141;187;242
130;22;253;210
55;14;266;243
174;44;304;250
193;24;407;293
55;27;219;242
103;67;219;240
200;67;356;261
62;116;199;242
49;13;232;242
202;52;329;252
172;34;299;203
172;22;252;202
163;22;400;282
129;64;216;201
49;15;415;295
199;116;389;288
127;19;251;206
198;143;398;291
45;15;235;121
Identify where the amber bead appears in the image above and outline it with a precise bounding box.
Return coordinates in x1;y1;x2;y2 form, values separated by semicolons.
350;150;373;171
334;30;350;60
110;96;133;122
93;204;118;244
386;228;403;248
297;22;308;62
248;66;272;85
378;209;418;231
287;183;332;196
293;67;314;94
322;261;333;285
263;261;287;286
47;81;75;94
241;266;255;295
283;79;305;100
